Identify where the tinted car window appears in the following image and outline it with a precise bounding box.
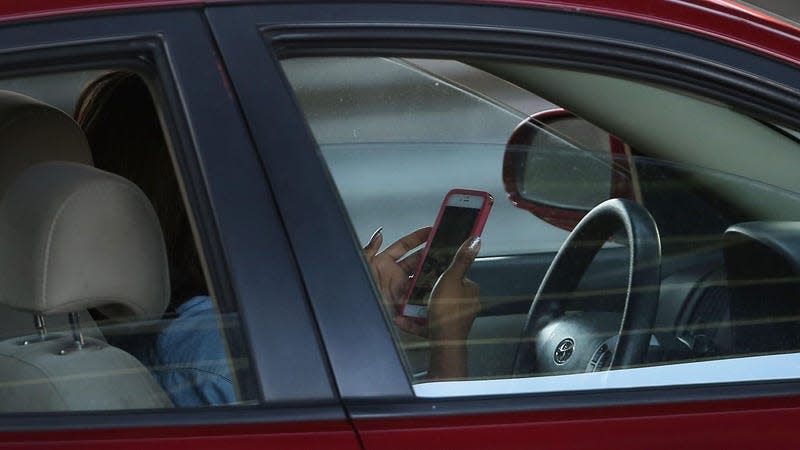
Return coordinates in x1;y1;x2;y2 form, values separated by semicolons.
281;56;800;396
282;57;571;256
0;69;256;411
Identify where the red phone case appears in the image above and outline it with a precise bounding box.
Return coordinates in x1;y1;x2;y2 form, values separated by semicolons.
401;188;494;319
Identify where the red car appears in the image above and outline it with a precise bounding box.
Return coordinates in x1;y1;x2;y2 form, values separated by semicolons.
0;0;799;448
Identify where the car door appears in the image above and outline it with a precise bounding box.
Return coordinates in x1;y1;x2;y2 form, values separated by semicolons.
0;5;359;448
208;1;800;448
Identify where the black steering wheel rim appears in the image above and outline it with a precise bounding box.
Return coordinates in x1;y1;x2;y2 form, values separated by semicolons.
513;198;661;375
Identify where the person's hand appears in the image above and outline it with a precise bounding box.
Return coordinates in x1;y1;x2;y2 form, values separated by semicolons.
427;236;481;343
363;227;431;313
398;236;482;379
393;236;482;338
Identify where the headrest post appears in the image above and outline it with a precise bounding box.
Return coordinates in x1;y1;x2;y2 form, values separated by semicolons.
68;312;84;350
33;313;47;341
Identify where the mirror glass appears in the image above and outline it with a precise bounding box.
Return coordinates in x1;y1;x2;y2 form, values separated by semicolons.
520;115;615;210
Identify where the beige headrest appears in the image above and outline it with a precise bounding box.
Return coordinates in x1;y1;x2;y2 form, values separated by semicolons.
0;91;92;195
0;162;169;318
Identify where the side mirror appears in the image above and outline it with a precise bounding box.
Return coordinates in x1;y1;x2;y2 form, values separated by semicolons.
503;109;636;231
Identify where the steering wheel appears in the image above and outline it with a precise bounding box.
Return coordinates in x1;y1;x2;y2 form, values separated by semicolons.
513;198;661;375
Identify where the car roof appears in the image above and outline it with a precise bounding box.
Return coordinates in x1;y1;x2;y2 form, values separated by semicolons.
4;0;800;66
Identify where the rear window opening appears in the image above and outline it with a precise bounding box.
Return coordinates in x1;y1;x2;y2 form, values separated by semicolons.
0;68;254;411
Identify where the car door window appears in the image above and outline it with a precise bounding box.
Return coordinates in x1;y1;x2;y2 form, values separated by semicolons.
280;55;800;396
0;68;256;411
282;57;572;256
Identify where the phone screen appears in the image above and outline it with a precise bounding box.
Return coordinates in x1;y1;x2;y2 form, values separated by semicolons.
406;204;481;311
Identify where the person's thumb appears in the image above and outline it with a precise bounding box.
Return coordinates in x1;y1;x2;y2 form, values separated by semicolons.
444;236;481;280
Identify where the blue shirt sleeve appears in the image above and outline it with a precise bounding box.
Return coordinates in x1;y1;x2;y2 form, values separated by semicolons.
149;296;237;407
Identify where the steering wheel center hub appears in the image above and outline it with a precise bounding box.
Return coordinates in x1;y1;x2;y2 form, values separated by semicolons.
553;338;575;365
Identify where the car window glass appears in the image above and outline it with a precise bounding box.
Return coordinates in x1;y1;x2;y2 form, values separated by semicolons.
282;57;571;255
281;56;800;397
0;69;256;411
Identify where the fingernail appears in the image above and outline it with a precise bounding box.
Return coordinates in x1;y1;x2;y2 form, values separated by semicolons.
369;227;383;244
467;236;481;252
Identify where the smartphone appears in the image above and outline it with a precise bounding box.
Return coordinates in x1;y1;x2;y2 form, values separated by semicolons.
402;189;493;319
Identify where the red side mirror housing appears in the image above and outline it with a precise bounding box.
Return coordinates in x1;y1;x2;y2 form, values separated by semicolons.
503;109;636;231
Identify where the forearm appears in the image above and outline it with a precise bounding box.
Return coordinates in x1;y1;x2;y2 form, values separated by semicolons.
427;320;472;379
425;298;478;380
428;339;468;379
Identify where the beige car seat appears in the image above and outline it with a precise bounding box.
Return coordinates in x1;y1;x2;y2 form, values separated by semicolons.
0;162;172;411
0;90;106;340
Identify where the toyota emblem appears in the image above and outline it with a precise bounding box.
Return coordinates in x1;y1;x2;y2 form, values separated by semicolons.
553;338;575;365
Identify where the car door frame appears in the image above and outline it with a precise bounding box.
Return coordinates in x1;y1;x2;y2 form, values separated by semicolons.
0;6;355;448
207;1;800;448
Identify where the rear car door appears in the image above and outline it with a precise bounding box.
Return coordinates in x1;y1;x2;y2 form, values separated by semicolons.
0;4;357;448
209;2;800;448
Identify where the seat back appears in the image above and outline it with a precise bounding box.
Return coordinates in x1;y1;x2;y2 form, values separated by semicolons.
0;162;171;411
0;91;104;341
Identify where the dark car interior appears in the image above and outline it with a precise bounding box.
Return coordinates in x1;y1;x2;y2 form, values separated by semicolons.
342;58;800;385
0;69;250;411
460;61;800;383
